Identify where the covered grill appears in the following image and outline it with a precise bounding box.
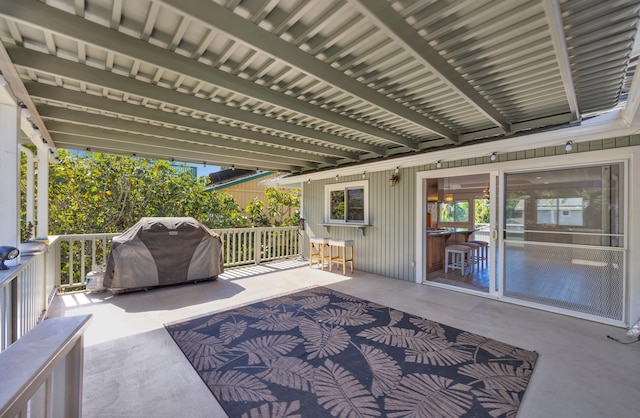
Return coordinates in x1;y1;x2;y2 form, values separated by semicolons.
104;217;223;292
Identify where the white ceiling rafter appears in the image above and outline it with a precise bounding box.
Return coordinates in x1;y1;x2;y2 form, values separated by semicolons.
0;0;418;153
156;0;450;146
40;106;330;167
8;47;378;156
542;0;580;122
0;0;636;174
30;86;348;164
350;0;511;133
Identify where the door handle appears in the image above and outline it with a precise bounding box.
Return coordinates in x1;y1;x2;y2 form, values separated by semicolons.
491;229;498;240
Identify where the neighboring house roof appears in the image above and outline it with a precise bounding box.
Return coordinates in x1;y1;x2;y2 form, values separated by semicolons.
1;1;639;174
207;169;274;191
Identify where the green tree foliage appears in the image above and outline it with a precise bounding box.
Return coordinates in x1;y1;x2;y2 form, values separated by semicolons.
474;199;490;224
245;197;270;227
46;150;298;234
264;186;300;226
245;187;300;227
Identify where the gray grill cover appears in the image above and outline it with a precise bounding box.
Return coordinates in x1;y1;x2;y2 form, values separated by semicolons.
103;217;223;291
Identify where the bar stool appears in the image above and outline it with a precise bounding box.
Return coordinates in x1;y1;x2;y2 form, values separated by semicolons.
460;241;482;273
328;239;354;275
467;240;489;269
444;244;472;276
309;237;329;270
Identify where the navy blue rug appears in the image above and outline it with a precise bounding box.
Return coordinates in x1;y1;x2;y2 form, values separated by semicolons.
166;287;537;417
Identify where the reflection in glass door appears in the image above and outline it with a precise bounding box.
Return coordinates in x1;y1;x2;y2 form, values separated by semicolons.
501;163;625;322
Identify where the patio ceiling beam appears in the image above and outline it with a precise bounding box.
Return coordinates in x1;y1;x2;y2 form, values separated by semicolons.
40;109;323;169
349;0;511;134
0;0;413;152
8;48;375;157
47;126;303;173
29;89;340;165
157;0;457;144
542;0;580;122
0;41;53;150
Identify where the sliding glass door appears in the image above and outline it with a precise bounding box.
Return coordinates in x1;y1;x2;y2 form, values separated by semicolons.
501;163;625;322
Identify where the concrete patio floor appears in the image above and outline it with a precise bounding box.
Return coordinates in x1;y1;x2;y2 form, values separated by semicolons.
48;260;639;418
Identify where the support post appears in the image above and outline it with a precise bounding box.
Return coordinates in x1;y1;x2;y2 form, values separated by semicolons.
36;146;49;239
0;102;20;264
21;146;35;240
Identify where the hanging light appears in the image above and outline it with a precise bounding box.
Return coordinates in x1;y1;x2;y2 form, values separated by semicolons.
483;185;490;199
444;177;454;202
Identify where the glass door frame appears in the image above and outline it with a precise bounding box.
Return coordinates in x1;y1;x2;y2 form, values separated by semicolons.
416;167;500;298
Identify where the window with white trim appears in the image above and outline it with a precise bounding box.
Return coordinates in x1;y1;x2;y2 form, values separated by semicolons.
325;180;369;224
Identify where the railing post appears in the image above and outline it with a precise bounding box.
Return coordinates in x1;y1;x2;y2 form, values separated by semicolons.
254;229;261;265
10;277;17;346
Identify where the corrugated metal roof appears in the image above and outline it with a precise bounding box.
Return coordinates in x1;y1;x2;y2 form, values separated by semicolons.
0;0;638;173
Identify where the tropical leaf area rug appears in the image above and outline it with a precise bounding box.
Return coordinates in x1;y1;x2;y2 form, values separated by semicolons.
165;287;538;418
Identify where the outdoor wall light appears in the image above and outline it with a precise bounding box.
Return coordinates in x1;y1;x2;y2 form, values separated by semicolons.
0;246;19;270
565;141;574;152
389;167;399;187
335;174;339;181
490;152;497;161
436;160;442;168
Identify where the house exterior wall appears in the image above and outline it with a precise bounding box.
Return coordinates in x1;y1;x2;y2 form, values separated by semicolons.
302;134;640;326
216;173;278;210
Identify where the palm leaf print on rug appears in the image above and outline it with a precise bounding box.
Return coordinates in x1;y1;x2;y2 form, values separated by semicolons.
165;287;537;417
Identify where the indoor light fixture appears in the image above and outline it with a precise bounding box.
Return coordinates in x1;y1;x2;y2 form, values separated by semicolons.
490;152;497;161
483;185;490;199
0;246;19;270
565;141;573;152
444;177;454;202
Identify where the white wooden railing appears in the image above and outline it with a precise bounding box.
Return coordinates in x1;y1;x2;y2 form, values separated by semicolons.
53;233;119;291
0;244;56;352
1;226;299;350
216;226;300;267
0;314;91;418
53;226;300;289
